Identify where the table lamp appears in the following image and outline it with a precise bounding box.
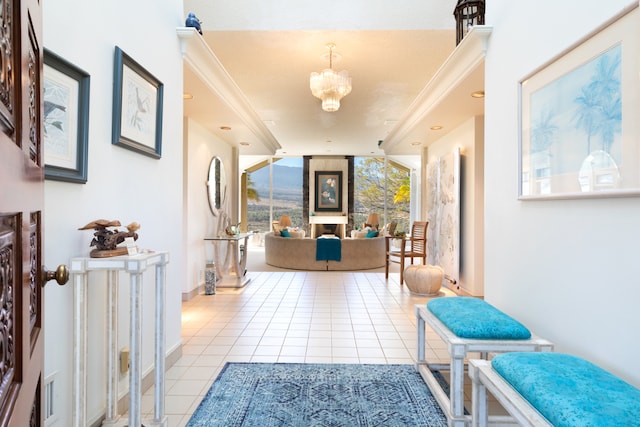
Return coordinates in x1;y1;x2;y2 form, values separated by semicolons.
366;213;380;230
279;215;292;228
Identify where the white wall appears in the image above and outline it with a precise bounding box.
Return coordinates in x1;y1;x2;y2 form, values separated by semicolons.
485;0;640;386
43;0;185;424
424;116;484;297
184;118;234;297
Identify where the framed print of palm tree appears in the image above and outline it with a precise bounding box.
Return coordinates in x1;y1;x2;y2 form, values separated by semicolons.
519;4;639;199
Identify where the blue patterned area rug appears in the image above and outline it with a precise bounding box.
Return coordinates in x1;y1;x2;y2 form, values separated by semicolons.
187;363;447;427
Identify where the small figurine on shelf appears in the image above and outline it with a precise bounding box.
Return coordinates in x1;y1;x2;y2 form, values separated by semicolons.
78;219;140;258
185;12;202;35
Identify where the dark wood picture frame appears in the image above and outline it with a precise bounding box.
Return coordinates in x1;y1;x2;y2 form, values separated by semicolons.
112;46;164;159
315;171;343;212
43;49;90;183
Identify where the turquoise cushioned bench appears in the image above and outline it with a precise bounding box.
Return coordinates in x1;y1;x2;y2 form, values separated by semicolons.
427;297;531;340
491;352;640;427
415;297;553;427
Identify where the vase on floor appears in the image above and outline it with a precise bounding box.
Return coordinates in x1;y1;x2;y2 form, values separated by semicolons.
204;261;216;295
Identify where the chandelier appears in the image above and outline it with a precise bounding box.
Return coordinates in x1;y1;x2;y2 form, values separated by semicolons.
310;43;352;112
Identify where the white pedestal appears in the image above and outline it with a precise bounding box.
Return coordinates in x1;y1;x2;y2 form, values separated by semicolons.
70;251;169;427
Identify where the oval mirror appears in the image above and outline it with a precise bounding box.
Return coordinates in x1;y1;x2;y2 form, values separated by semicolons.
206;156;227;216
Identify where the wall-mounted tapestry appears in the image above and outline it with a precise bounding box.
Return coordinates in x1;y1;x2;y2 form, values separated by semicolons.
426;148;460;286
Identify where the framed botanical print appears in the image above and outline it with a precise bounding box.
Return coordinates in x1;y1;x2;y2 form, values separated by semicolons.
43;49;90;183
112;46;164;158
315;171;342;212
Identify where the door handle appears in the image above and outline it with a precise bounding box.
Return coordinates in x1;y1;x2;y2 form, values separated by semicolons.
43;264;69;286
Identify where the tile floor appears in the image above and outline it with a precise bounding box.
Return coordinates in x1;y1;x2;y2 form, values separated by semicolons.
140;245;460;426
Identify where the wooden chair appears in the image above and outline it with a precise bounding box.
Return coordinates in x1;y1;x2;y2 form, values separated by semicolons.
385;221;428;285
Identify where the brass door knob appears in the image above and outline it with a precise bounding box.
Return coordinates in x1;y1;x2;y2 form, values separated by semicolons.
43;264;69;286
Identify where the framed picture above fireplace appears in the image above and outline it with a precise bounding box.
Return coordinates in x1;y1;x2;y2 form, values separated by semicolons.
315;171;342;212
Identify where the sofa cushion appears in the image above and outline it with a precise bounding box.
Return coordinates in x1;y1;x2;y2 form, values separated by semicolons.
351;230;369;239
366;230;379;238
280;229;291;238
288;230;305;238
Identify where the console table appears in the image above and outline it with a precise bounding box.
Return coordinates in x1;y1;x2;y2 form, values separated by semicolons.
70;251;169;427
309;215;348;238
204;233;250;287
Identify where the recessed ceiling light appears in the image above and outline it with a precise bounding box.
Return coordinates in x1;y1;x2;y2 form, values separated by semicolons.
471;91;485;98
239;142;250;146
411;141;422;146
430;125;443;130
219;126;231;131
183;93;194;100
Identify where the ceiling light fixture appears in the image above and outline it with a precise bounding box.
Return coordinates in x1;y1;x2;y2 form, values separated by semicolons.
310;43;352;112
471;90;485;98
430;125;443;131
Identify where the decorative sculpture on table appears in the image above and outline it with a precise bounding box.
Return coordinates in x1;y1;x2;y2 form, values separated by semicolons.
78;219;140;258
225;222;241;237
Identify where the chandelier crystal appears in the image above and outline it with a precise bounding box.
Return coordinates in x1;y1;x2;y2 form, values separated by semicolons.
310;43;352;112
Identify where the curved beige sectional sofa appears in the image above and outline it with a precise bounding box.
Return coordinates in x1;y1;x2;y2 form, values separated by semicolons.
265;232;386;271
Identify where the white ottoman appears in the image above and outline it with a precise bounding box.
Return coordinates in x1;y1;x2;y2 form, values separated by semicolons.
403;264;443;295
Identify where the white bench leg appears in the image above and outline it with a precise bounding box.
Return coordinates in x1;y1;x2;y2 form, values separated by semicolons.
416;306;426;364
469;360;488;427
450;347;466;423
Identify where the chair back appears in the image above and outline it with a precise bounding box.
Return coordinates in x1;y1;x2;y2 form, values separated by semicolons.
385;222;397;236
410;221;428;254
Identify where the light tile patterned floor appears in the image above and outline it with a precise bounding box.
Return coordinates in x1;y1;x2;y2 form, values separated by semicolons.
141;268;456;426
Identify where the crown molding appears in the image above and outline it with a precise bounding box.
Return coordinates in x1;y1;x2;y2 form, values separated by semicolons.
381;26;492;153
177;27;281;154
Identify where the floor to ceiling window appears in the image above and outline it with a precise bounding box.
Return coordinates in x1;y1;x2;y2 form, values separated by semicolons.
245;158;304;232
353;157;411;234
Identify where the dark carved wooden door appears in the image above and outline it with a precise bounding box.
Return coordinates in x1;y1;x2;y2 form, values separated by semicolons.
0;0;67;425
